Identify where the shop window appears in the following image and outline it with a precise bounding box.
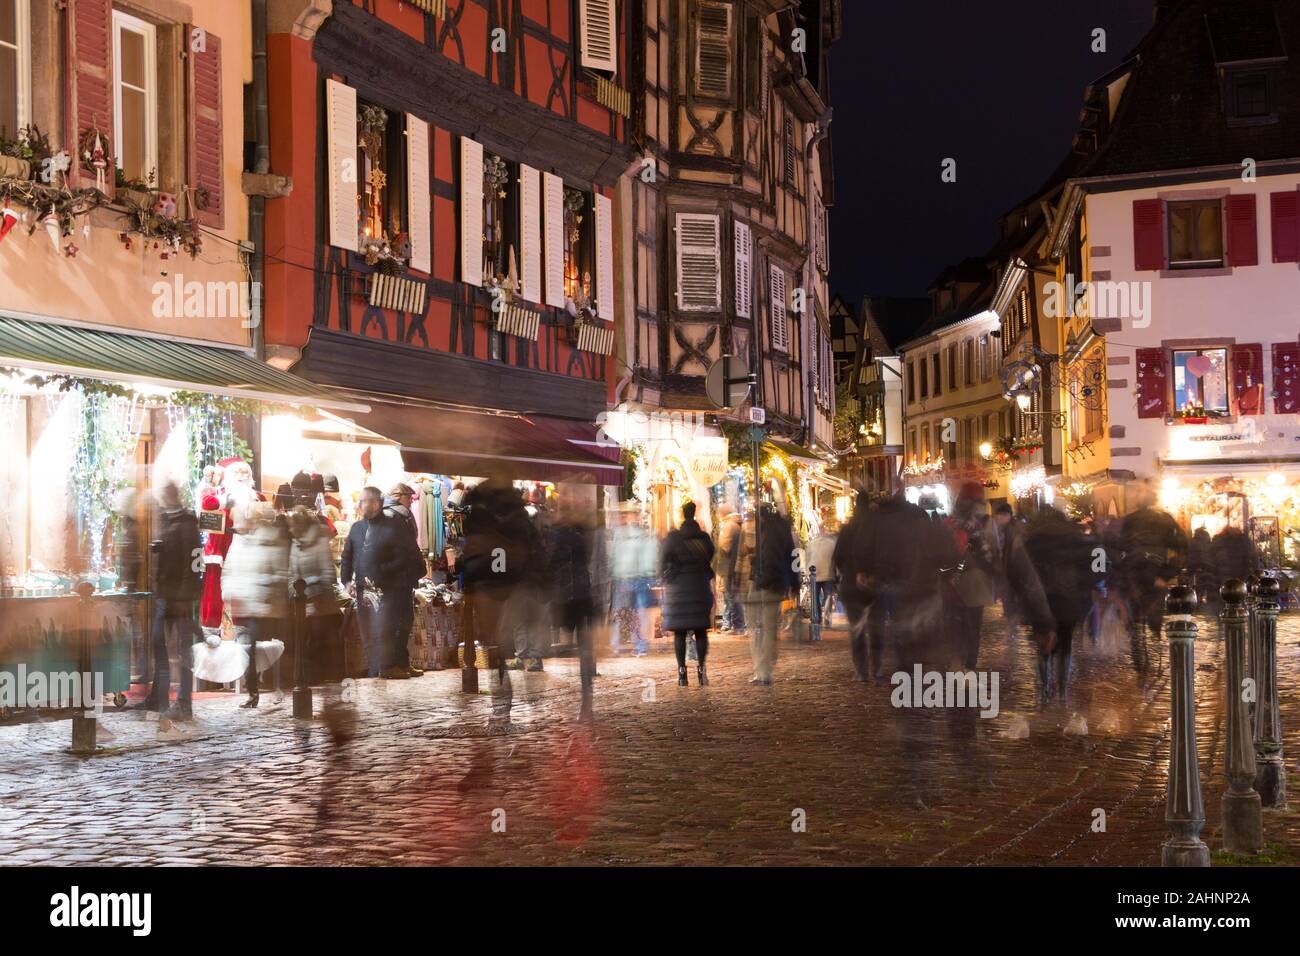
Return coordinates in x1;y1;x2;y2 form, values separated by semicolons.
1167;200;1223;269
357;103;408;254
481;153;517;284
0;0;29;136
1172;347;1229;416
112;9;157;184
564;187;594;302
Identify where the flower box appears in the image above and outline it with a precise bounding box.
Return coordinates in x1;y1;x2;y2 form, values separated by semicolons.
0;155;32;180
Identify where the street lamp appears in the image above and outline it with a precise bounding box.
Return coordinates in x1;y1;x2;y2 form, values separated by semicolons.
979;440;993;460
1015;392;1031;412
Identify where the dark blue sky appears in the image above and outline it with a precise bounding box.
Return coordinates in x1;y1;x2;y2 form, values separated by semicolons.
828;0;1156;303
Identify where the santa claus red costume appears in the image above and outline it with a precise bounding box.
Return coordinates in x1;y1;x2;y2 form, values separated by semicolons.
198;457;261;630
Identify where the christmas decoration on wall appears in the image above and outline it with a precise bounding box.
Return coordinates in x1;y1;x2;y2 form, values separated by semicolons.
77;127;112;193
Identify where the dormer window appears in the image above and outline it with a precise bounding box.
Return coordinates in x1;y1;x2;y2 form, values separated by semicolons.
1225;66;1283;126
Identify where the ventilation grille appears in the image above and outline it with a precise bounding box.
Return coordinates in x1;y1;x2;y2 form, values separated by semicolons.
368;274;428;313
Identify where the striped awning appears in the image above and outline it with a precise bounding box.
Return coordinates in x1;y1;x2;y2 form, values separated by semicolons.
0;313;369;412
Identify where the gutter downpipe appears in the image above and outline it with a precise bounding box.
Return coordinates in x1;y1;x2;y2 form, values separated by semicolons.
249;0;270;482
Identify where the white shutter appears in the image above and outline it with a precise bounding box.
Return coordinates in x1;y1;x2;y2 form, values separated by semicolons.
579;0;617;74
734;220;752;319
675;212;721;311
595;191;615;321
543;171;565;307
695;2;733;99
405;114;431;273
770;264;788;352
519;163;542;303
325;79;358;252
460;136;484;287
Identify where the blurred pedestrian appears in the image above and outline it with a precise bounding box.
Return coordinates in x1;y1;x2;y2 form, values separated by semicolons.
340;487;418;680
288;503;339;685
807;519;838;626
739;503;799;685
384;482;426;676
1188;527;1214;605
1211;525;1256;590
546;505;596;717
1023;504;1095;705
143;480;200;718
608;507;657;656
1118;484;1187;649
660;502;716;686
223;501;291;707
714;505;746;632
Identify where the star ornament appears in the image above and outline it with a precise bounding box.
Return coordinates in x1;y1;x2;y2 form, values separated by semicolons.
63;242;80;258
368;169;387;190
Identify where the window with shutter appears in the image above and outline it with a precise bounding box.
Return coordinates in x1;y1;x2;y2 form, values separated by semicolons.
1271;191;1299;263
0;0;30;136
733;220;752;318
66;0;113;195
1225;194;1258;267
595;192;614;321
1132;198;1165;271
406;114;431;273
783;117;796;186
186;27;223;227
694;1;733;101
112;10;157;186
459;136;484;286
769;265;788;352
579;0;617;74
518;164;541;302
543;172;565;307
675;213;721;311
325;79;358;252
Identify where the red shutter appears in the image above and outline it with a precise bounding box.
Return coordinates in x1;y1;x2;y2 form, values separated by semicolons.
1271;191;1299;263
1132;199;1164;271
1225;194;1257;267
1274;342;1300;414
65;0;114;197
1135;347;1168;419
1230;343;1264;415
187;28;224;228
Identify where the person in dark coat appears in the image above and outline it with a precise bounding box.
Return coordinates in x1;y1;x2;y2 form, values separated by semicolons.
1211;526;1256;590
1118;491;1188;645
660;502;716;686
383;482;425;676
340;487;424;679
1023;505;1096;705
145;480;202;717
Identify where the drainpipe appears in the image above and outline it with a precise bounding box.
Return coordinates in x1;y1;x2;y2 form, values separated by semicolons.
248;0;270;484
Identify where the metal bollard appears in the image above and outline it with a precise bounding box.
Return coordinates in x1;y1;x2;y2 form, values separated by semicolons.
1219;580;1263;853
1245;573;1260;725
70;582;98;754
461;595;479;694
809;566;821;643
291;579;313;719
1162;584;1210;867
1253;575;1286;808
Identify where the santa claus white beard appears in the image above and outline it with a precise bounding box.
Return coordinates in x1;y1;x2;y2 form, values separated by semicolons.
225;483;259;510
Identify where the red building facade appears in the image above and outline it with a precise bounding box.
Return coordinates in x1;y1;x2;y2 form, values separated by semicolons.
262;0;636;430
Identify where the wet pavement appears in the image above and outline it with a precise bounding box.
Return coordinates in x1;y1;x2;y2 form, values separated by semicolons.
1;607;1298;866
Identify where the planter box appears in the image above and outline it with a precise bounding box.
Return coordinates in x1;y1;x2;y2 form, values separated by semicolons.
1180;417;1208;425
0;155;31;180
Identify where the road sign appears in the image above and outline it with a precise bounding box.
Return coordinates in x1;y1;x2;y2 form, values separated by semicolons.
705;354;754;409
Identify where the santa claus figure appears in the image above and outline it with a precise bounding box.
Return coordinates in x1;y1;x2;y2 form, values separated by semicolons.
198;456;260;630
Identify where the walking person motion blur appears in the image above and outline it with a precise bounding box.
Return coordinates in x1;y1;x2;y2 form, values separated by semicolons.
608;506;658;656
222;501;291;707
660;502;716;686
713;505;746;633
460;475;537;728
739;503;798;685
340;487;420;680
546;505;596;718
142;480;201;718
1023;504;1096;706
991;503;1021;640
287;501;339;690
1188;527;1214;606
833;490;875;680
1118;483;1187;673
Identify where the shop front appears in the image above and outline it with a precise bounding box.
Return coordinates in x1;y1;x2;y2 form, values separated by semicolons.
0;314;367;707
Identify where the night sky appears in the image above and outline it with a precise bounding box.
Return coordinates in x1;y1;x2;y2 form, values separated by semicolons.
829;0;1157;304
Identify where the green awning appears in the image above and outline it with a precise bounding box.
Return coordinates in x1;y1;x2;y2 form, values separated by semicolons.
0;314;368;412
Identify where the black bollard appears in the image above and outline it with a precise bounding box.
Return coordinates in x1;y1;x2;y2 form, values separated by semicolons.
1254;575;1286;808
1162;584;1210;867
291;579;313;719
1219;580;1263;853
1245;573;1260;725
461;596;479;694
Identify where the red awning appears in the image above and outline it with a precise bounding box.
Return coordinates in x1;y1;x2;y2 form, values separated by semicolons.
349;401;624;485
531;416;623;463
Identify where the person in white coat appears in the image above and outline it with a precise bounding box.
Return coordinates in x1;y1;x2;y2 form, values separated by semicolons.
807;522;839;626
222;502;291;707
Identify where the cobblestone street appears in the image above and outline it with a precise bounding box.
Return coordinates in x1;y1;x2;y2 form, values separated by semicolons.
3;608;1299;866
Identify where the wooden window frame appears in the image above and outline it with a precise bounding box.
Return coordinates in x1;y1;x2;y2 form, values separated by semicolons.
1167;198;1225;270
112;8;158;186
0;0;31;134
